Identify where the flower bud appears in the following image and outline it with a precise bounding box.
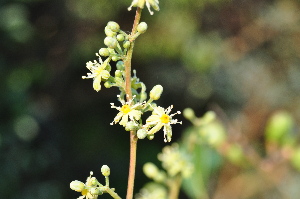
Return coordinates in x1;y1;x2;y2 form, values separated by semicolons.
116;61;124;70
137;22;148;34
101;165;110;177
202;111;216;124
107;21;120;32
105;26;117;37
143;162;159;179
115;70;123;78
137;129;147;139
99;48;110;57
265;111;294;146
101;70;110;80
150;85;163;100
123;41;130;49
183;108;195;120
104;37;117;49
147;134;154;140
90;187;103;195
291;147;300;171
104;81;113;88
112;55;120;62
70;180;85;192
117;34;125;42
125;121;139;131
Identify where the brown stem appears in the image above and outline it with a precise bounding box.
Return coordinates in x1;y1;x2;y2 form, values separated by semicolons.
125;7;142;199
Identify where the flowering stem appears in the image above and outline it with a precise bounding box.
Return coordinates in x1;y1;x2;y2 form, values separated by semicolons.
104;187;122;199
168;175;182;199
125;7;142;199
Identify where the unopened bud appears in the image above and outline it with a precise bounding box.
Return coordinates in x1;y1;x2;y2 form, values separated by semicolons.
137;129;148;139
90;187;103;195
107;21;120;32
150;85;163;100
104;37;117;49
70;180;85;192
143;162;159;179
101;165;110;177
99;48;110;57
117;34;125;42
123;41;130;49
183;108;195;120
137;22;148;34
116;61;124;70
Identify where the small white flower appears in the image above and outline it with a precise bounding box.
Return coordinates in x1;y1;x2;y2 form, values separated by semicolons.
128;0;160;15
144;105;181;142
110;95;143;127
82;57;110;92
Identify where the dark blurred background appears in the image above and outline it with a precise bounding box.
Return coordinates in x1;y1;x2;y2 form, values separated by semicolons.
1;0;300;198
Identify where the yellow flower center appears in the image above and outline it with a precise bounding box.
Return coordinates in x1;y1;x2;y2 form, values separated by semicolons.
121;105;131;114
81;189;88;196
94;66;103;75
160;114;170;124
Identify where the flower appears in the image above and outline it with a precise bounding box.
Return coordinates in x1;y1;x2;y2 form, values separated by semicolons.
110;95;143;127
158;144;194;177
128;0;160;15
144;105;181;142
82;57;110;92
71;172;100;199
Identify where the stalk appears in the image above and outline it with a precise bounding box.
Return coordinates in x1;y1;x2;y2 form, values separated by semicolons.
125;7;142;199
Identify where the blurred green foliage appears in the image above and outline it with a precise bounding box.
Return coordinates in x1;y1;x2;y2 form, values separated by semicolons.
1;0;300;198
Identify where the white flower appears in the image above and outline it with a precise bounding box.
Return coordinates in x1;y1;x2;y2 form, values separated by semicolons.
128;0;160;15
144;105;181;142
82;57;110;92
110;95;143;127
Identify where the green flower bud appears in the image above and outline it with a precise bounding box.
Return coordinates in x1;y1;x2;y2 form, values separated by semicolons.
123;41;130;49
117;34;125;42
291;147;300;171
70;180;85;192
183;108;195;120
114;77;124;87
115;70;123;78
99;48;110;57
105;26;117;37
125;121;139;131
116;61;124;70
202;111;216;124
154;171;167;183
90;187;103;195
137;129;147;139
147;134;154;140
104;37;118;49
150;85;163;100
101;165;110;177
104;81;113;88
143;162;159;179
90;177;98;186
112;55;120;62
226;144;245;165
101;70;110;80
137;22;148;34
265;111;294;146
107;21;120;32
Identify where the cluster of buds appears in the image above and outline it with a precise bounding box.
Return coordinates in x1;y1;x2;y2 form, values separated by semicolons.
70;165;119;199
136;144;193;198
82;21;148;92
